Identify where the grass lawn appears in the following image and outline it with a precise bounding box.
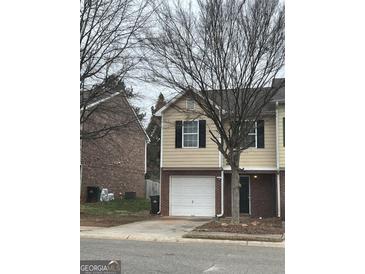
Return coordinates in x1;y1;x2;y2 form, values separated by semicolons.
80;198;155;227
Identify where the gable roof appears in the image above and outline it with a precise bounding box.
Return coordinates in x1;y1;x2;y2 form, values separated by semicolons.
84;91;121;110
154;78;285;117
82;91;150;143
154;93;184;117
271;78;285;102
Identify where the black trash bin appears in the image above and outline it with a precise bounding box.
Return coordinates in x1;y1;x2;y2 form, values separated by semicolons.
86;186;101;203
150;195;160;214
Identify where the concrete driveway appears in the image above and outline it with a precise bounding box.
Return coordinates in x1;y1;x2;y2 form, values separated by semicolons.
80;217;209;242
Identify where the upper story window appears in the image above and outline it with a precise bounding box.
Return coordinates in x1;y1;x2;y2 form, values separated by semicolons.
246;122;257;148
183;121;198;147
175;120;206;149
186;98;195;110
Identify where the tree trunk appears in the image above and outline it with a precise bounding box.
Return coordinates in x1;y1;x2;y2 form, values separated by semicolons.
231;166;241;223
230;150;241;224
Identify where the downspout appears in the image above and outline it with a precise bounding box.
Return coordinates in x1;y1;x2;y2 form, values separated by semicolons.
275;102;281;218
217;109;224;217
157;114;163;215
217;169;224;217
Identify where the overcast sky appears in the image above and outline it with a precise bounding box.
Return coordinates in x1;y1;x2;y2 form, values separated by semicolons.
128;80;176;126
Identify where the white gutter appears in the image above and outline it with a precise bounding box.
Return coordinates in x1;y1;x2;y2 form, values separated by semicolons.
83;92;120;110
222;166;276;171
275;102;281;218
157;114;164;215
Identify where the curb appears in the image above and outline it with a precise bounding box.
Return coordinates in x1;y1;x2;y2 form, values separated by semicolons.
80;233;284;248
183;231;284;242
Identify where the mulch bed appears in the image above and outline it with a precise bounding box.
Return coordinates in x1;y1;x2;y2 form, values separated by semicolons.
194;216;284;235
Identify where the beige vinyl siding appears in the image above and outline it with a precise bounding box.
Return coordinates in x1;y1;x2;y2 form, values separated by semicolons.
162;96;220;168
278;104;285;168
237;117;277;169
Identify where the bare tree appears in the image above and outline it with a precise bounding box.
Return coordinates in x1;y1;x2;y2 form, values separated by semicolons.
80;0;153;139
142;0;284;223
80;75;146;140
146;93;167;180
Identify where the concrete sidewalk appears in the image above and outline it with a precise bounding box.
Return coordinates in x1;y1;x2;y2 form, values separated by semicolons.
80;217;284;248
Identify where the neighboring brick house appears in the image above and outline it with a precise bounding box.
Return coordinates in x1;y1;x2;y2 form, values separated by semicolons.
80;92;150;202
154;79;285;219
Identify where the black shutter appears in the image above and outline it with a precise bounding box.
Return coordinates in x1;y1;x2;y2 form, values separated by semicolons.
257;120;265;148
199;120;206;148
175;121;182;148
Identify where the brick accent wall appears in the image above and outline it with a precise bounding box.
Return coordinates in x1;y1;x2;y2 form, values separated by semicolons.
280;170;285;220
160;169;221;216
250;174;276;217
224;172;276;218
223;173;232;217
81;95;147;202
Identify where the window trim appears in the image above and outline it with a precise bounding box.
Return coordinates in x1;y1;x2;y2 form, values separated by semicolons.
182;120;199;148
186;98;195;110
247;121;257;149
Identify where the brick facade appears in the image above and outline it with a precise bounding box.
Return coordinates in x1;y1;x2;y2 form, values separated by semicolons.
251;174;276;217
223;173;232;217
280;170;285;220
160;169;278;217
160;169;221;216
80;94;147;202
223;172;276;218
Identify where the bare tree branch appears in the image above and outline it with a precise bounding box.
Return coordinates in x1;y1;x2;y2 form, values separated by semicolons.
141;0;285;223
80;0;155;139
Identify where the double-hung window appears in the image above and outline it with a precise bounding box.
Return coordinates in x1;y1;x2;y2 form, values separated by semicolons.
246;122;257;148
183;121;198;147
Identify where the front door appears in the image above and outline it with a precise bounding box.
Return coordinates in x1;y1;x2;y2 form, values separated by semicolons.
239;176;250;213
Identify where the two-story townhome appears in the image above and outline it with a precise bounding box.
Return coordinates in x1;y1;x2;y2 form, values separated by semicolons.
154;79;285;218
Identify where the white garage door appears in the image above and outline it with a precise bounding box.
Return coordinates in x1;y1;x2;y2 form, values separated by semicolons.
170;176;215;217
